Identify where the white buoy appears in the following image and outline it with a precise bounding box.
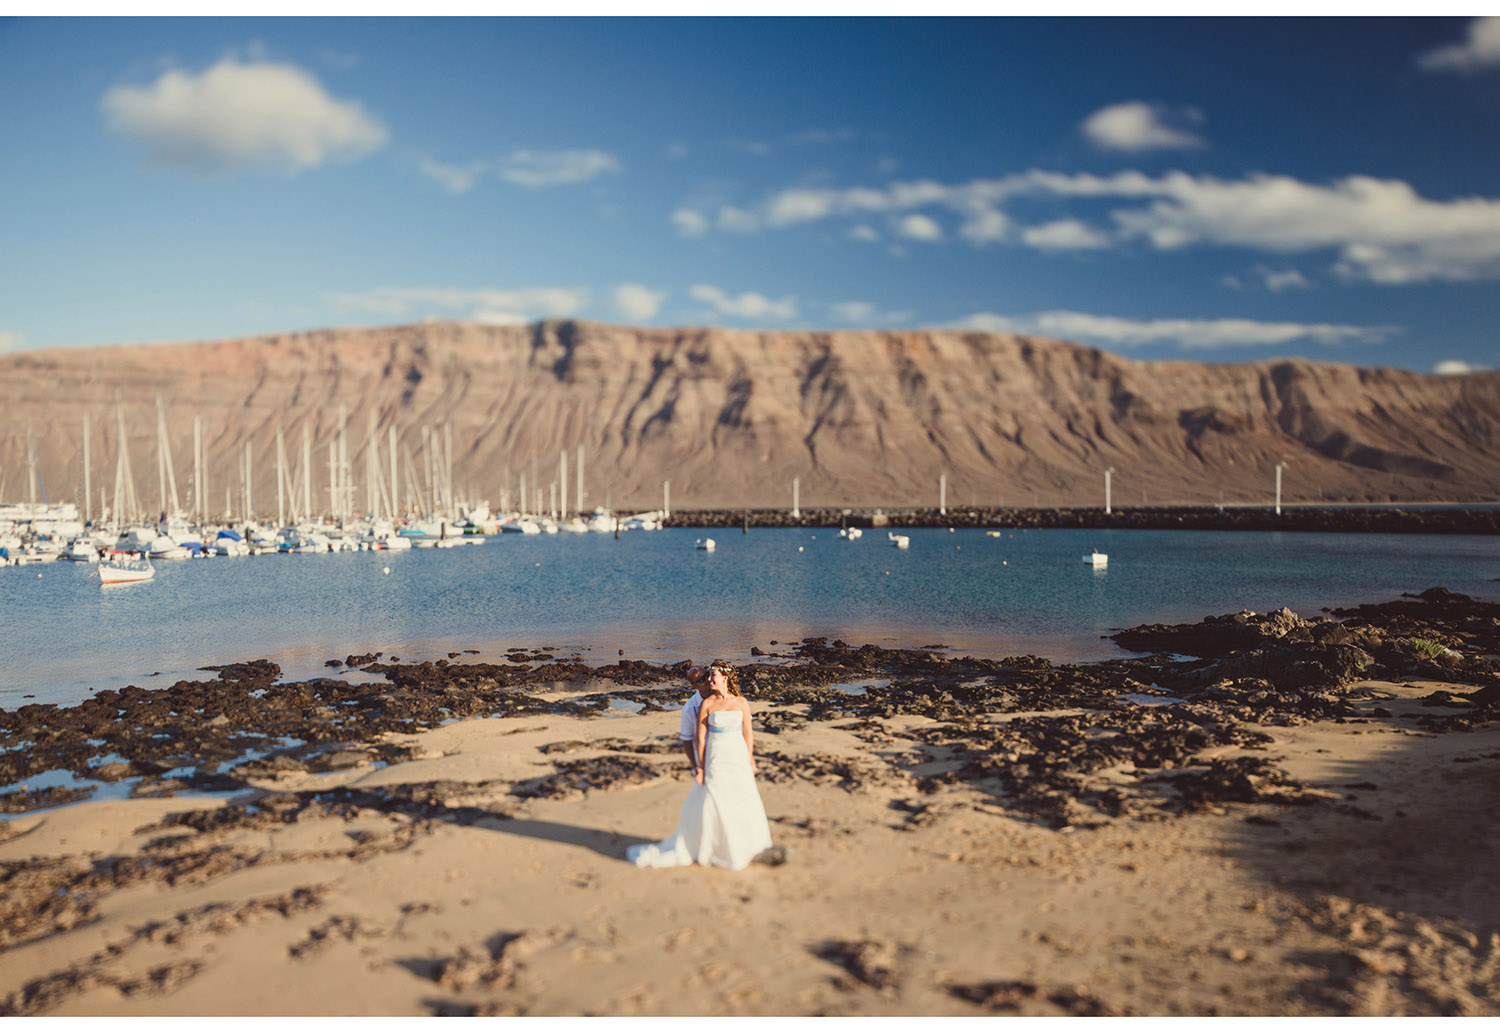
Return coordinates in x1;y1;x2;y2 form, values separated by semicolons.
383;566;390;574
797;546;804;552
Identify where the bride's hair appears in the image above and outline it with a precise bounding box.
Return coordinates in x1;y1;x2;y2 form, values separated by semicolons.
709;659;741;697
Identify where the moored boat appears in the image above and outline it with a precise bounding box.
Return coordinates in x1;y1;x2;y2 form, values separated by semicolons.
64;538;99;561
98;550;155;584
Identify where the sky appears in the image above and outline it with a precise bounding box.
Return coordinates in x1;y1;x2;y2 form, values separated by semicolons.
1;14;1499;374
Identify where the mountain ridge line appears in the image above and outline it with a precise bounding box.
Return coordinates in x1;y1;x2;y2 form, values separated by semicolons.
2;319;1496;514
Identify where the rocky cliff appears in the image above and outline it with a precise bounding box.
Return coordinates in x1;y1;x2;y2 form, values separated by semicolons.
1;320;1496;518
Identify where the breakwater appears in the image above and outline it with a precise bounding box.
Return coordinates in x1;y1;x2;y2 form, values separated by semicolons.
663;506;1500;535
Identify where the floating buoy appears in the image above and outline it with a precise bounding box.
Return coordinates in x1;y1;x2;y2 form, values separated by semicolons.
797;546;804;552
383;566;390;574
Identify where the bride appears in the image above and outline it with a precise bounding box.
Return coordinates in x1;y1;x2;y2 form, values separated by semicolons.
627;659;774;870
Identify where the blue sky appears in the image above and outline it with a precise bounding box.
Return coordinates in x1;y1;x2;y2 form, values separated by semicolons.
2;15;1498;373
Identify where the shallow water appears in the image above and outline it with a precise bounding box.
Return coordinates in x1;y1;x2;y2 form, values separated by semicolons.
2;527;1496;708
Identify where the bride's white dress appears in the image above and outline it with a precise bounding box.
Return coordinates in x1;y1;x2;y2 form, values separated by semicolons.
627;709;773;870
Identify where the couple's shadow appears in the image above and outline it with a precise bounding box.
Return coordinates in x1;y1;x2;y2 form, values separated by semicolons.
465;813;654;861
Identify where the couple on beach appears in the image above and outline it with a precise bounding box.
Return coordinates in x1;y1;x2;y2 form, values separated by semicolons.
626;659;785;871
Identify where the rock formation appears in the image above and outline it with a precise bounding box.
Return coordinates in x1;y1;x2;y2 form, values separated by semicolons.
1;319;1496;517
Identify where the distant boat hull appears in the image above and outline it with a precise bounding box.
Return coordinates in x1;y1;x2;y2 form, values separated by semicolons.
99;554;155;584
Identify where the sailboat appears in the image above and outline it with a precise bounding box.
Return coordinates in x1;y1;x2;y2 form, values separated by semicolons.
98;549;155;584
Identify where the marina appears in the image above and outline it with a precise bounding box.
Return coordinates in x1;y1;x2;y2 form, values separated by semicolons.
2;522;1496;709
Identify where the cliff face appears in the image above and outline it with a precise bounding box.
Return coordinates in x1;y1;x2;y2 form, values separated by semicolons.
1;319;1497;518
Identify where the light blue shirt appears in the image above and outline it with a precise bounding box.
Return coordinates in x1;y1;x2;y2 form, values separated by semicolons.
678;690;703;741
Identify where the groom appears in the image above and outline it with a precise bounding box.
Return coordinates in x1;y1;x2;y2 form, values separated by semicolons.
676;663;791;867
678;665;708;778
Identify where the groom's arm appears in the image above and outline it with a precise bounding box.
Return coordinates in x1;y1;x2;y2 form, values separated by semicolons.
695;704;710;783
678;696;699;774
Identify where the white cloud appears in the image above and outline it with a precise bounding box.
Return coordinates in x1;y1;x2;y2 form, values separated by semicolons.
1021;219;1111;251
0;331;26;354
420;157;488;194
788;128;858;146
954;309;1394;350
848;225;880;243
716;206;760;233
895;213;943;242
766;188;840;227
666;142;689;159
729;139;771;157
671;209;708;237
471;310;531;326
1261;268;1311;291
688;284;798;322
1081;101;1205;152
1103;172;1500;283
318;49;359;71
958;208;1010;245
496;149;620;188
614;284;666;322
828;301;915;326
102;57;388;173
328;286;589;323
1434;359;1485;374
691;167;1500;282
1417;17;1500;72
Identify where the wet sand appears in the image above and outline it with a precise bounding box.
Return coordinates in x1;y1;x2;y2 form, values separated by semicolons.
1;592;1497;1016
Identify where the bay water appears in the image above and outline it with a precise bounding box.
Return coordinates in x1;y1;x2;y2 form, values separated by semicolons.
2;527;1497;709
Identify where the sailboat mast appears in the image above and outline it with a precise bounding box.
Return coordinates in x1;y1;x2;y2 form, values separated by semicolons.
328;438;337;524
193;415;202;523
444;422;453;518
302;424;312;522
82;412;91;525
155;396;180;519
365;412;378;519
114;393;139;525
155;402;165;518
26;428;37;510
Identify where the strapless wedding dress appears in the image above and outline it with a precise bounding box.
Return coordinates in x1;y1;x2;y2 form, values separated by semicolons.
627;709;773;871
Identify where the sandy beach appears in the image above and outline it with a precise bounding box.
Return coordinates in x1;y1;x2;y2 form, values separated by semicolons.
2;594;1498;1017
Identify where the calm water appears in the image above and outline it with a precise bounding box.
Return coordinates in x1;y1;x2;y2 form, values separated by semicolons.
2;527;1496;709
